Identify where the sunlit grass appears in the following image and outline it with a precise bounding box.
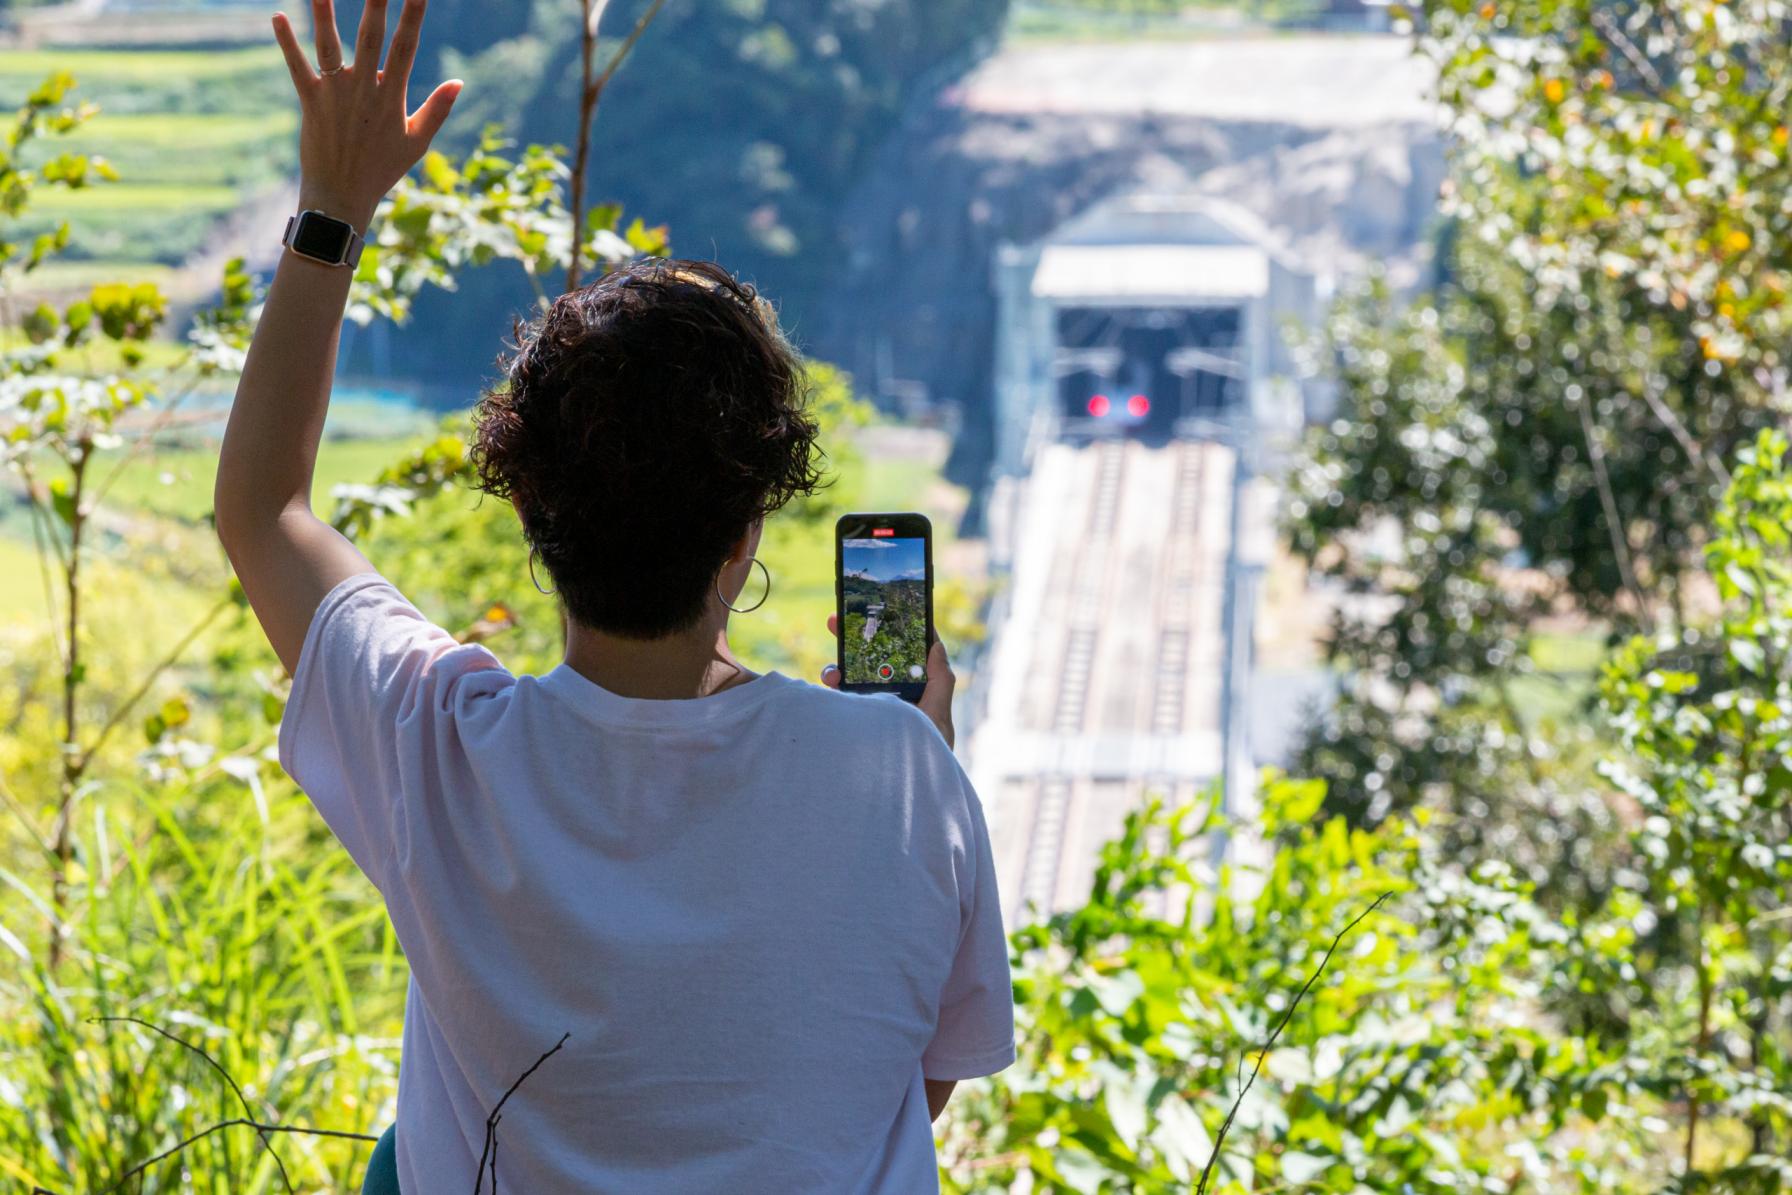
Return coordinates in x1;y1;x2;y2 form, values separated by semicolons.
0;535;50;619
31;110;298;189
63;110;296;149
28;182;241;213
6;259;180;296
91;434;437;524
0;45;283;87
1530;629;1609;674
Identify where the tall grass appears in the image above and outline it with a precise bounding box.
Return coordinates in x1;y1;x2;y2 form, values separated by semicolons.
2;784;407;1194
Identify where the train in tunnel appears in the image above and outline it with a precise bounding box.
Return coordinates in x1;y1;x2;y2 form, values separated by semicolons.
1053;305;1245;441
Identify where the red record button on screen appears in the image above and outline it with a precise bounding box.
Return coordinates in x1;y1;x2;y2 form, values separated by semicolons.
878;663;894;679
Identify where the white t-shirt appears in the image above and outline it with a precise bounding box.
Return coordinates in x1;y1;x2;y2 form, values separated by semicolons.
278;573;1015;1193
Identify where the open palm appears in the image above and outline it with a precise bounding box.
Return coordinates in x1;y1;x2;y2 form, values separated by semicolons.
272;0;462;229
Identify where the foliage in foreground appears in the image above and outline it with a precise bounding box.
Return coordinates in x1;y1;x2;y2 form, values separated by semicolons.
1288;0;1792;899
935;430;1792;1193
940;780;1616;1192
9;411;1792;1191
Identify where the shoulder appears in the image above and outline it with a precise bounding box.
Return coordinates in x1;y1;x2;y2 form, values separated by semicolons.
773;676;946;749
773;678;970;801
304;573;516;712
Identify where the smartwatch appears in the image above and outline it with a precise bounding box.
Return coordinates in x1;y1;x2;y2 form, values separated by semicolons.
282;209;366;268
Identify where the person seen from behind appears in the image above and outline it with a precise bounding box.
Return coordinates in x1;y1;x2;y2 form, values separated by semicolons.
212;2;1016;1190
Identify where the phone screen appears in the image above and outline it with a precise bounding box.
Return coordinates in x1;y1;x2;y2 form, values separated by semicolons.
837;513;933;702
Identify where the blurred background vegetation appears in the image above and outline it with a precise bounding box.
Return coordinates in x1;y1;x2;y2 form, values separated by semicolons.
4;0;1792;1191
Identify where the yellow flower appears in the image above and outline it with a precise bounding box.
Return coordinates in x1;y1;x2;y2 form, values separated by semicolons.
1543;78;1566;104
1775;126;1790;148
1725;229;1753;254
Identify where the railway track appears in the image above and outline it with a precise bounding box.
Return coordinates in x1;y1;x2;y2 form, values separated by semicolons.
977;436;1236;922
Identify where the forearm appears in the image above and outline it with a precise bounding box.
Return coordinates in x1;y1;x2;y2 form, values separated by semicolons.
214;194;374;538
212;0;459;671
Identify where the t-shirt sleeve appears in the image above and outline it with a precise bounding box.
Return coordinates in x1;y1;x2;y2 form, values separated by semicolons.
923;774;1017;1081
276;571;509;892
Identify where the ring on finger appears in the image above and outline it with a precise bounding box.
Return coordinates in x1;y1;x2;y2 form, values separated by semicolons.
320;61;346;76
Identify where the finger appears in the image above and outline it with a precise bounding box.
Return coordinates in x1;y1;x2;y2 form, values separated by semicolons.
918;639;955;748
354;0;389;76
383;0;425;88
826;613;839;637
924;637;955;694
273;13;317;88
819;664;841;690
407;78;462;144
309;0;343;70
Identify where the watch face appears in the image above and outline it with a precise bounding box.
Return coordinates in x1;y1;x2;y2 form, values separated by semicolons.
292;212;354;262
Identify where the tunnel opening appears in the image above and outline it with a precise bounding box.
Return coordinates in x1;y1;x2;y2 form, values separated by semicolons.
1054;306;1244;443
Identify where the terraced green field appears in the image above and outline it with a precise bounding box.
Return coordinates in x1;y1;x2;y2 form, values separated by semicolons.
45;111;298;183
0;45;291;113
0;46;295;270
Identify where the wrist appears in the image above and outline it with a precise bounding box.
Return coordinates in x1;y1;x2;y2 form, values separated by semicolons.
295;187;378;235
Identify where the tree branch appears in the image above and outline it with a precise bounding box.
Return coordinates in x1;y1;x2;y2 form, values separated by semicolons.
91;1016;294;1195
1575;390;1654;633
29;1023;572;1194
1195;893;1392;1195
565;0;671;291
474;1032;571;1195
1589;8;1665;96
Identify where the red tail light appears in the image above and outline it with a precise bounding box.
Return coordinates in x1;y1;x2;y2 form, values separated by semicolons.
1087;394;1111;417
1127;394;1150;417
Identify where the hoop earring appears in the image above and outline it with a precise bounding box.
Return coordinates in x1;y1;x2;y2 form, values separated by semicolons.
717;557;770;614
528;549;556;596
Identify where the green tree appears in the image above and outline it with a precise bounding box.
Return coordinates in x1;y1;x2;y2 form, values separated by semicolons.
1596;429;1792;1179
1288;0;1792;894
354;0;1011;385
940;777;1636;1192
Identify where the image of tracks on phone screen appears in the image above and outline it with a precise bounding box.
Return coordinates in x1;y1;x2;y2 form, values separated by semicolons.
841;536;927;684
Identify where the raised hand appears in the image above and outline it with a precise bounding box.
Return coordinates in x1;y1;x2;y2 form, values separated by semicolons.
819;613;958;750
271;0;462;231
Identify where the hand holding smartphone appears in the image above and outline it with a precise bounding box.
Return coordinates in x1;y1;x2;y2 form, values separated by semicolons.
835;513;935;703
823;512;955;747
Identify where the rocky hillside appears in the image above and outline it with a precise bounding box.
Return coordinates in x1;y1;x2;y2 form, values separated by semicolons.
808;36;1446;478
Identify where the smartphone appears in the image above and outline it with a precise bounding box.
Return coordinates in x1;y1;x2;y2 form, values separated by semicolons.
835;512;934;704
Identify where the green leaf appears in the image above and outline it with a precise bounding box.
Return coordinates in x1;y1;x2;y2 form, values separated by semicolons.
421;149;459;192
26;69;76;109
624;216;670;256
587;202;622;233
158;696;190;729
48;476;76;527
22;302;58;344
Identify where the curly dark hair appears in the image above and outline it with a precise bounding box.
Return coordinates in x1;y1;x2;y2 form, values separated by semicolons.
471;258;823;639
